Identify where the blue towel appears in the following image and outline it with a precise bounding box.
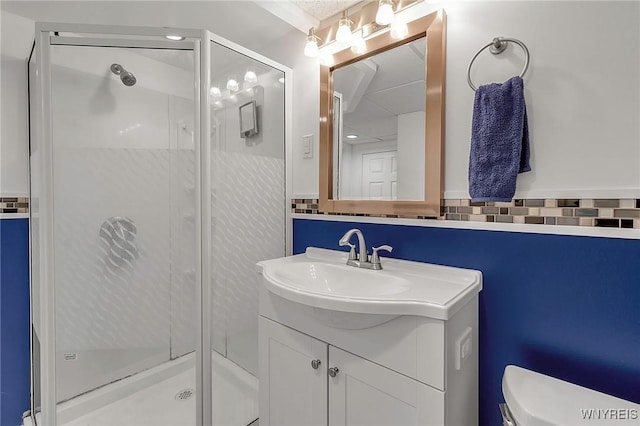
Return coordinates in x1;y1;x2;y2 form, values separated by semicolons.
468;76;530;202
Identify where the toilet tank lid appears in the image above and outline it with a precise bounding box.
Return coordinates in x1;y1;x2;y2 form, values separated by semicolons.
502;365;640;426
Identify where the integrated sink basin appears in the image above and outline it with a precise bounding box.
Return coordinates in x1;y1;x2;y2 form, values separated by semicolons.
268;262;411;298
257;247;482;321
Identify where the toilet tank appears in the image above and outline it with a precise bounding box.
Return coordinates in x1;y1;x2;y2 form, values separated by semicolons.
500;365;639;426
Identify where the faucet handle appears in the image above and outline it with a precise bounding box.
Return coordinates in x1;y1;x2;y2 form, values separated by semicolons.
371;245;393;267
339;240;358;260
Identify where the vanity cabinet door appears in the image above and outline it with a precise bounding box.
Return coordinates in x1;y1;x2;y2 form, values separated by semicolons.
259;317;328;426
328;346;445;426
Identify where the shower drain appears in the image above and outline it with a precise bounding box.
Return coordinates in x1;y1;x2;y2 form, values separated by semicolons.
175;388;195;401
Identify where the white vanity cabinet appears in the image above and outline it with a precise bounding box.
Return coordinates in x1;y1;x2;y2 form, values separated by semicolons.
257;248;482;426
260;317;445;426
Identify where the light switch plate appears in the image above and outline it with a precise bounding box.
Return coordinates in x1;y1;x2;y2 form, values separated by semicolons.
302;134;313;159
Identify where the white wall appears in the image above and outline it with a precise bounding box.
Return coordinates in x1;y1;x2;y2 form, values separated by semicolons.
0;11;34;196
289;1;640;199
258;28;320;198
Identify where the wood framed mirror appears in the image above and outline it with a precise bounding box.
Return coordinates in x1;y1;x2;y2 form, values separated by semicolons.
319;8;446;217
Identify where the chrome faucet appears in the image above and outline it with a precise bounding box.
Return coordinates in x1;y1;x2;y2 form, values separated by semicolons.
338;228;393;270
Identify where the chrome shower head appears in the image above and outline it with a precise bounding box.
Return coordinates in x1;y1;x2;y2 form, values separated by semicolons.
110;63;137;87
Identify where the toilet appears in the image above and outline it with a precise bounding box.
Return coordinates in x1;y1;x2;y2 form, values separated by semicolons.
500;365;640;426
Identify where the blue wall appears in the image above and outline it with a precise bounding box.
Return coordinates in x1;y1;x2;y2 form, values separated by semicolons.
0;218;31;426
293;218;640;426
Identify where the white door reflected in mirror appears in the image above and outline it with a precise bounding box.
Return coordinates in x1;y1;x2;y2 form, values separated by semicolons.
333;37;426;201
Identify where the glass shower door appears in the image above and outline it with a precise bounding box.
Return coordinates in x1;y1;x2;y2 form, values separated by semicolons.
44;40;198;425
208;39;286;426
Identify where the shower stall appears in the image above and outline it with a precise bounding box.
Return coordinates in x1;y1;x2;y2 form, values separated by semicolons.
28;23;290;426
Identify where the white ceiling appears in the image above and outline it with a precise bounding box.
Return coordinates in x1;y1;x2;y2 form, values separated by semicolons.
291;0;363;21
0;1;299;55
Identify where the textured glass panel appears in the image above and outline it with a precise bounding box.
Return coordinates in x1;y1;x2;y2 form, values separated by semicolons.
209;40;286;425
49;44;196;425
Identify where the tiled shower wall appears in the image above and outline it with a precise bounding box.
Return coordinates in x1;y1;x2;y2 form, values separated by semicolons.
292;198;640;229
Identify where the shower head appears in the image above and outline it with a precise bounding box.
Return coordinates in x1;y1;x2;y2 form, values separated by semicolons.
110;63;137;87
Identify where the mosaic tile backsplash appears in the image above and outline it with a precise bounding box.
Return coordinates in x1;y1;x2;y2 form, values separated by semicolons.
0;197;29;214
292;198;640;229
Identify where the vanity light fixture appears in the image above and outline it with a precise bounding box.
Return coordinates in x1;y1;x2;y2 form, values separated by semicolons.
336;11;353;45
351;29;366;54
305;0;421;59
226;76;239;92
375;0;395;26
165;34;185;41
244;69;258;84
304;27;321;58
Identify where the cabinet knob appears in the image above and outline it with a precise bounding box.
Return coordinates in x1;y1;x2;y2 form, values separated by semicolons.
328;367;339;377
311;359;321;370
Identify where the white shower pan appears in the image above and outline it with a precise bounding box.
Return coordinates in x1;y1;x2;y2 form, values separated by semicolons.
23;351;258;426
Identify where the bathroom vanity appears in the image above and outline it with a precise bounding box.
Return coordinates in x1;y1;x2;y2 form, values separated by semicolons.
257;248;482;426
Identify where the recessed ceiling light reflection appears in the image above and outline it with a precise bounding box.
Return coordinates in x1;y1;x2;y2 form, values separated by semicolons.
346;134;358;139
165;35;185;41
278;77;285;84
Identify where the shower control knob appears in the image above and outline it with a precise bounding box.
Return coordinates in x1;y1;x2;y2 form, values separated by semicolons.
311;359;321;370
328;367;339;377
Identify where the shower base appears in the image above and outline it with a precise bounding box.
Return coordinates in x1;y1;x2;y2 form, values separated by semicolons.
24;351;258;426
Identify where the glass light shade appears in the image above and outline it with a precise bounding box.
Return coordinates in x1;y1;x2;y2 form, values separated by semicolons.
390;20;408;39
351;30;366;54
304;37;320;57
336;17;353;44
226;77;239;92
244;70;257;83
375;0;395;26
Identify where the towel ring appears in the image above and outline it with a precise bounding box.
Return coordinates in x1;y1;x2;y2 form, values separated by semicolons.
467;37;530;91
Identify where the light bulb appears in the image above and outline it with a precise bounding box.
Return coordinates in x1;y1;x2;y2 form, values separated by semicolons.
165;35;185;41
226;77;239;92
351;30;366;54
375;0;395;26
304;38;319;57
210;86;222;98
304;28;320;58
390;19;408;39
336;13;353;45
244;69;257;83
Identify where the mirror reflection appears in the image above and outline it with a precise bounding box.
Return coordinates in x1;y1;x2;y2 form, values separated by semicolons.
333;37;426;201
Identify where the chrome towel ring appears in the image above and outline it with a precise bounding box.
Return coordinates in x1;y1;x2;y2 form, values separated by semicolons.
467;37;530;91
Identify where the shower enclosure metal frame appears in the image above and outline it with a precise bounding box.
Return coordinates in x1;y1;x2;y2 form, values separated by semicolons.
30;22;293;426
